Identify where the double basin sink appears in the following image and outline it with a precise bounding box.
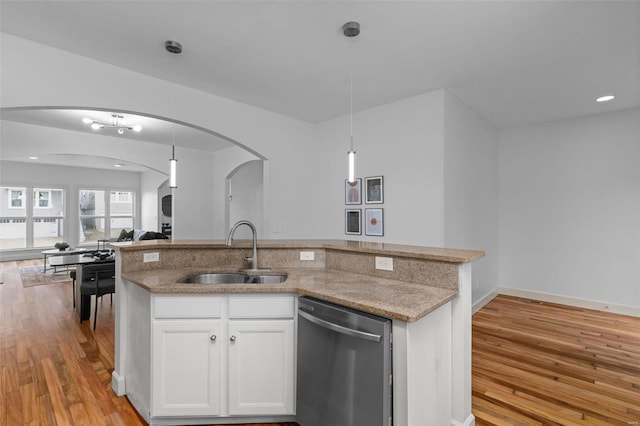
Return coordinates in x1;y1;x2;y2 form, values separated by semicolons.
181;272;287;284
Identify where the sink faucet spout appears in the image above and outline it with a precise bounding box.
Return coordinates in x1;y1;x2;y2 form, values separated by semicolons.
226;220;258;270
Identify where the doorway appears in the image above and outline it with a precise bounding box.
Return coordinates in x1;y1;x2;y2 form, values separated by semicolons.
225;160;263;239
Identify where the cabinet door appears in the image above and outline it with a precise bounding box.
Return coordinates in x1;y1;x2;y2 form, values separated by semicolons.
228;320;295;415
152;319;221;417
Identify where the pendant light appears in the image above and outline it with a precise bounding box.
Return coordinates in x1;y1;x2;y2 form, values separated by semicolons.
343;21;360;183
169;122;178;188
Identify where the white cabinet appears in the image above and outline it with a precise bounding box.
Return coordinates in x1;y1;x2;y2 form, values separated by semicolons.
150;294;295;420
228;320;295;415
152;319;221;416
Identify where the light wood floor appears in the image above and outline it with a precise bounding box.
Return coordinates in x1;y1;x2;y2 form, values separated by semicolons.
0;259;297;426
473;294;640;425
2;260;639;425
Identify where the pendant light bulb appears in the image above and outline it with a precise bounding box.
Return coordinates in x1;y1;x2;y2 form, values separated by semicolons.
348;149;356;183
169;156;177;188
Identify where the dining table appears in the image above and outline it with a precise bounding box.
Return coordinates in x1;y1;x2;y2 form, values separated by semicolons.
49;252;115;322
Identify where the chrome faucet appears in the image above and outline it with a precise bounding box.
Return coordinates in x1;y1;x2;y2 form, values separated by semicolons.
226;220;259;271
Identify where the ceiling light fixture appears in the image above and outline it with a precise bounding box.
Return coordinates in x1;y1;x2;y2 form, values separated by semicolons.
343;21;360;183
165;40;182;54
82;114;142;134
115;164;124;168
29;156;38;160
596;95;615;102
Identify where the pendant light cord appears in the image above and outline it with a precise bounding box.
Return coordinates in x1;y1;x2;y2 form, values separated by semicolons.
350;68;354;151
171;121;175;159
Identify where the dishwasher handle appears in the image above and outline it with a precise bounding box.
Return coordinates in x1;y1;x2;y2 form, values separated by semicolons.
298;309;382;342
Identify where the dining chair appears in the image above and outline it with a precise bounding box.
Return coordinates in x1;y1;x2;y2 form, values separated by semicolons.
70;269;76;308
79;262;116;330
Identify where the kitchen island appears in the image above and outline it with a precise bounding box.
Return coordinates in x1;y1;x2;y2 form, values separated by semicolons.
111;240;483;426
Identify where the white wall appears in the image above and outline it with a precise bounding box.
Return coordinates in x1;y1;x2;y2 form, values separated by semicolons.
443;92;499;305
313;91;446;246
499;108;640;308
1;34;316;239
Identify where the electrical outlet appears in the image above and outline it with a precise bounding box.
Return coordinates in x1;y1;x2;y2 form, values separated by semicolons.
300;251;315;261
143;252;160;262
375;256;393;271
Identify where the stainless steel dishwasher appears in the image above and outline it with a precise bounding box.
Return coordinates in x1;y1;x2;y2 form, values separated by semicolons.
296;296;392;426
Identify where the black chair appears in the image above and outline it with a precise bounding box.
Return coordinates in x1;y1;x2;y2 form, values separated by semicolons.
80;262;116;330
70;270;76;308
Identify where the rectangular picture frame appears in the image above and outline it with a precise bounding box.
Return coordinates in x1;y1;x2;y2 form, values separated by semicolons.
345;209;361;235
345;178;362;205
365;208;384;236
365;176;384;204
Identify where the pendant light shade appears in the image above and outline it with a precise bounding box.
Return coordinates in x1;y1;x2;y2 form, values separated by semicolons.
169;145;177;188
347;149;356;183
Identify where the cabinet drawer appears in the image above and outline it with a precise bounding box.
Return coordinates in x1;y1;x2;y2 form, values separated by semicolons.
154;295;222;318
228;295;295;319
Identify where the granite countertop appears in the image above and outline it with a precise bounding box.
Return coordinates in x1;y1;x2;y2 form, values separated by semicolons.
113;239;485;264
121;267;457;323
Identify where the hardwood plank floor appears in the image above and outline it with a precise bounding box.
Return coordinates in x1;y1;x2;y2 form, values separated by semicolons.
473;295;640;425
0;259;297;426
3;260;638;425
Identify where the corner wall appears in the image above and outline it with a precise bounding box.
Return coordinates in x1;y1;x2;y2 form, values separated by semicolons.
443;92;499;305
313;91;446;246
498;108;640;309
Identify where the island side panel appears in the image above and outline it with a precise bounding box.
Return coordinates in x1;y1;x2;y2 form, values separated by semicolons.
112;274;152;423
451;263;474;426
392;301;452;426
112;253;125;395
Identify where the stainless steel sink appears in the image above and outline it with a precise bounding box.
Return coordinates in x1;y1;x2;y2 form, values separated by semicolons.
181;272;287;284
245;274;287;284
183;273;247;284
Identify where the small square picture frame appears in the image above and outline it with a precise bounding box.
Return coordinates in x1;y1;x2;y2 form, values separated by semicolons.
365;176;384;204
345;209;362;235
365;208;384;236
345;178;362;205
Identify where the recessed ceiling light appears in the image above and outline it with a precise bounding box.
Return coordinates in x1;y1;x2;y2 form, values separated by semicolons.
29;156;38;160
115;164;124;168
596;95;615;102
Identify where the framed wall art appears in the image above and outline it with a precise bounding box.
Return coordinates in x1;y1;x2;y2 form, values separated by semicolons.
345;209;362;235
365;208;384;236
345;178;362;205
365;176;384;204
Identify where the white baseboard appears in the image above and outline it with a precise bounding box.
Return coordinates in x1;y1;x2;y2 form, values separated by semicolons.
472;290;499;314
451;413;475;426
112;370;126;396
475;287;639;318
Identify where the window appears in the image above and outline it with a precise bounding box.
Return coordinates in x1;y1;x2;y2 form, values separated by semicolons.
9;188;24;208
34;190;51;208
0;186;64;250
1;187;27;249
109;190;134;239
79;189;135;244
33;188;64;248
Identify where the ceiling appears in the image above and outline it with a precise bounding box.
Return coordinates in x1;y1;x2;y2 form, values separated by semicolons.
1;108;237;172
1;0;639;129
